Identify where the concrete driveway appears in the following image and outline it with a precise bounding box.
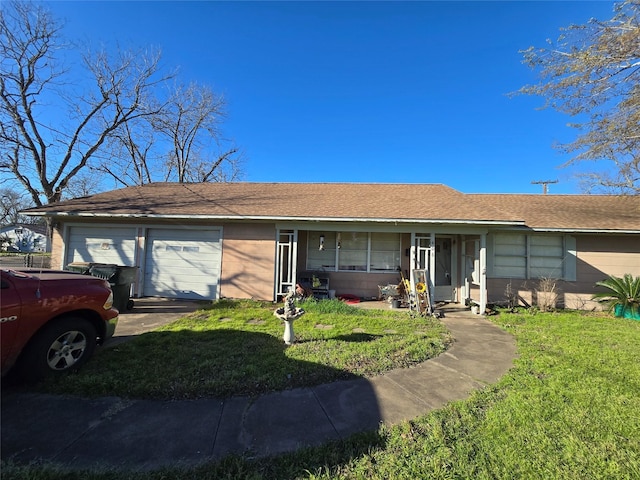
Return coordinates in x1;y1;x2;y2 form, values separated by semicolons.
106;297;207;347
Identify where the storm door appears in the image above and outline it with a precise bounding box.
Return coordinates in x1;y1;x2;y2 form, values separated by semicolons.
412;234;455;302
275;229;297;300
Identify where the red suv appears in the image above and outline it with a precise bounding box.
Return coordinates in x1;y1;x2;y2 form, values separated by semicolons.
1;268;119;380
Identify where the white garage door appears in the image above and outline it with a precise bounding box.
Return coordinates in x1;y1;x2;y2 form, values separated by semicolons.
144;228;222;300
66;226;137;266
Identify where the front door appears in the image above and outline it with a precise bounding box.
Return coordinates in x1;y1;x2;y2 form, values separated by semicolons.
412;235;455;302
434;237;454;302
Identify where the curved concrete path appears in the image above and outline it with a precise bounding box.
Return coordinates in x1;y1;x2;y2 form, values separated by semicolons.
1;312;516;471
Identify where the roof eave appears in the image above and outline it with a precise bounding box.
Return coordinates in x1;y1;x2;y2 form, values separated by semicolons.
25;212;639;232
527;227;640;234
24;211;525;226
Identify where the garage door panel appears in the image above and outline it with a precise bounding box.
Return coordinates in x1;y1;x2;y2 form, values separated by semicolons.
67;227;136;266
144;228;221;300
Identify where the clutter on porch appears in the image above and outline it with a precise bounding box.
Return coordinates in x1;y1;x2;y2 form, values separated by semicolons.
412;269;435;316
338;293;360;304
297;274;330;299
378;283;403;308
377;268;439;317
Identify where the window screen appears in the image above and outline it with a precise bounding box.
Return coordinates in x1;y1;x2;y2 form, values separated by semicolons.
369;232;401;272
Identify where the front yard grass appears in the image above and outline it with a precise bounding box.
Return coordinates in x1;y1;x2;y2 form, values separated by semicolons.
37;298;451;399
6;308;640;479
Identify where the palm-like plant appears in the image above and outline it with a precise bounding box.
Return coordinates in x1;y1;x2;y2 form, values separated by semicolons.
592;274;640;318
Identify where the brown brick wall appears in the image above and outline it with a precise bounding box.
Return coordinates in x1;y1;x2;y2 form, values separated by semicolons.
50;225;64;269
220;223;277;301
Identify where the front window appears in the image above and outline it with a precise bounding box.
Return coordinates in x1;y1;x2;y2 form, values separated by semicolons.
370;232;402;272
530;235;564;278
492;233;566;279
307;232;336;271
338;232;368;271
306;231;400;273
493;234;527;278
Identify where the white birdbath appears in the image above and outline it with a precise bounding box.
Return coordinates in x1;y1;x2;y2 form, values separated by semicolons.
274;291;305;345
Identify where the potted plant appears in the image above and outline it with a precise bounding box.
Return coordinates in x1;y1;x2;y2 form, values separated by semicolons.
592;274;640;320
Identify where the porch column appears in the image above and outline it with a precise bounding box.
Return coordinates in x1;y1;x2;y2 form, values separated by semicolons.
429;232;436;296
479;233;487;314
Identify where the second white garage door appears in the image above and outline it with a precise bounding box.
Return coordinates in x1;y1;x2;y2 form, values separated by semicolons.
144;228;222;300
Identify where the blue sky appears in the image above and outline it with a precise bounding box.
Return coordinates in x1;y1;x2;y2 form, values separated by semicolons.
45;0;617;194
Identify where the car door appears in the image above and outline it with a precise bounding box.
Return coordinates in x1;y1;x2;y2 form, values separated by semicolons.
1;274;23;371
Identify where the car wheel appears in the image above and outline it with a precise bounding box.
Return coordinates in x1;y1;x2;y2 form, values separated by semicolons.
20;316;97;380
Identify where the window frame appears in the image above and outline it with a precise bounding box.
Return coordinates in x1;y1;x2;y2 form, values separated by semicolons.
306;231;401;273
489;233;572;280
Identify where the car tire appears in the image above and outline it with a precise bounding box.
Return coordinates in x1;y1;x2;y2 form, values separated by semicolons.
20;316;97;381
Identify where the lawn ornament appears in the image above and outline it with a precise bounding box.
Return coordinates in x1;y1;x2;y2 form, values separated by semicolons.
274;289;305;345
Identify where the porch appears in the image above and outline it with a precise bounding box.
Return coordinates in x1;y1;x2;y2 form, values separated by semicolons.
274;228;488;312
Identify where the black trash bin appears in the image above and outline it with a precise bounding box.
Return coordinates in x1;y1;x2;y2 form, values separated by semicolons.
65;262;95;275
66;263;137;312
111;266;137;312
89;264;137;312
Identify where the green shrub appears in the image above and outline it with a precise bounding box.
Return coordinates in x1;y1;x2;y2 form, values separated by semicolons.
592;274;640;318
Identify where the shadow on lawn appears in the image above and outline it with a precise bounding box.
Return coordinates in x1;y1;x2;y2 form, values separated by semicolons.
333;332;382;343
1;328;387;472
92;328;386;398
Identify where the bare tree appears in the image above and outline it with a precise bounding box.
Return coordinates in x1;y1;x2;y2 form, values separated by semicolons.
65;170;105;199
93;117;158;187
0;0;171;205
92;81;243;186
516;0;640;194
155;82;241;183
0;187;40;226
188;149;244;183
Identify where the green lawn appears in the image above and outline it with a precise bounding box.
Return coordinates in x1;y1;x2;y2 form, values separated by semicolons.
5;308;640;480
36;299;451;399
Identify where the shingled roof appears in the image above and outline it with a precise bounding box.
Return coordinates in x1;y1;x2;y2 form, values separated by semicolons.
470;194;640;232
24;183;521;225
23;182;640;232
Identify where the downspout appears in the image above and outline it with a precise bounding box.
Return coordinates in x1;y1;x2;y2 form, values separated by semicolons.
479;233;487;315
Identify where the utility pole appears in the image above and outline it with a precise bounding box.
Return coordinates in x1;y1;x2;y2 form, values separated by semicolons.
531;180;558;195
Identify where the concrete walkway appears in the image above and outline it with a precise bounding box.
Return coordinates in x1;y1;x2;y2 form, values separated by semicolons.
1;305;517;472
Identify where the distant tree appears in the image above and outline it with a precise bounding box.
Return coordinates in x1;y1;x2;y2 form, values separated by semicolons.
93;116;158;187
0;188;23;226
186;149;244;183
517;0;640;194
65;170;105;199
96;82;243;186
158;82;229;183
0;187;41;227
